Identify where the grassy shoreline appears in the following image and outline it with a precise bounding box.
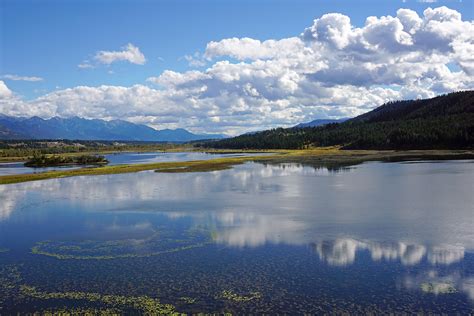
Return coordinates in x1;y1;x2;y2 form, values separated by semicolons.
0;148;473;185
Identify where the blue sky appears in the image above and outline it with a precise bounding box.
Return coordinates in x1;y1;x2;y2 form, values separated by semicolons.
1;0;473;134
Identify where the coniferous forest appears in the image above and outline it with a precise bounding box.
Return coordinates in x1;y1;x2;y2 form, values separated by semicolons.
203;91;474;150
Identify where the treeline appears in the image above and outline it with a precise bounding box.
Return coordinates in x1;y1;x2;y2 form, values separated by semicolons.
202;91;474;150
0;140;180;158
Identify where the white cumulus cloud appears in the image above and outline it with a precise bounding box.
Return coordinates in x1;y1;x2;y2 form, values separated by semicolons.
94;43;146;65
0;81;13;98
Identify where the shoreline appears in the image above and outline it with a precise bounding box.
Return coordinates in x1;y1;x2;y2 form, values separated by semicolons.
0;148;473;185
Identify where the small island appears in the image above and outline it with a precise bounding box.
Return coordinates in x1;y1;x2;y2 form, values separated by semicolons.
24;154;109;168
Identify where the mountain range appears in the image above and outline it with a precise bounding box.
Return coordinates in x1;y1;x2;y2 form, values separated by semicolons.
0;115;226;142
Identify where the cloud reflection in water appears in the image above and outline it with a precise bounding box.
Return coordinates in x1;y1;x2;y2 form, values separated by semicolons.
311;238;464;266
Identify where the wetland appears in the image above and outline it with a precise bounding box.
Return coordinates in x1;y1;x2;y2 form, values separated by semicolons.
0;157;473;313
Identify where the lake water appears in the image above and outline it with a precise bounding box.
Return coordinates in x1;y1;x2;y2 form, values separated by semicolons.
0;160;473;313
0;151;268;176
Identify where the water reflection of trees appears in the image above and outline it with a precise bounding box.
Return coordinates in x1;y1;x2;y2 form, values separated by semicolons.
259;161;356;174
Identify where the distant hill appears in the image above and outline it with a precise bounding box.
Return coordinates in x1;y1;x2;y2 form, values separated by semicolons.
204;91;474;150
295;118;349;128
0;115;226;142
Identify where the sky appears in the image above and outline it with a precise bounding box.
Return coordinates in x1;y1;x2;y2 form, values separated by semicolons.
0;0;473;135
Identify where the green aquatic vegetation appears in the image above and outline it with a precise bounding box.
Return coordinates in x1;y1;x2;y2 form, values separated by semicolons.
0;265;22;289
20;285;179;314
220;290;262;302
37;307;122;315
210;230;218;241
420;282;457;294
179;296;196;304
0;265;23;309
186;224;219;242
32;241;208;260
31;227;213;260
0;265;186;314
57;245;82;251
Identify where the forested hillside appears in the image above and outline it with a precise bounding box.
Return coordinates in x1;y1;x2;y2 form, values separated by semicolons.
203;91;474;150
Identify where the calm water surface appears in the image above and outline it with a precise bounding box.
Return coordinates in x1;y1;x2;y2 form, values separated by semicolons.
0;151;268;176
0;160;473;313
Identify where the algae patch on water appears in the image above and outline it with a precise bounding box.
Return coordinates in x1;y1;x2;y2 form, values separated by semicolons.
0;263;186;314
0;265;23;309
30;307;122;315
420;282;457;294
20;285;179;315
220;290;262;302
179;296;196;304
31;226;213;260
